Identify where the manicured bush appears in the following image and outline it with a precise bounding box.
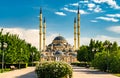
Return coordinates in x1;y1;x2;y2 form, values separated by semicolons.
35;61;73;78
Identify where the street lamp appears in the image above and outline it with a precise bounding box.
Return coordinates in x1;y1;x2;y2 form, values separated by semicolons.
0;42;8;72
92;48;98;59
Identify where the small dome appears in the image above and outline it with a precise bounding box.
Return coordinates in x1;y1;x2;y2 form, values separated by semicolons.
56;43;63;46
48;44;53;46
69;53;77;57
41;54;46;57
54;50;64;56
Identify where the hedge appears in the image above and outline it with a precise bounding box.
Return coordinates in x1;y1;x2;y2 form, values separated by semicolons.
0;63;28;69
71;62;89;67
35;61;73;78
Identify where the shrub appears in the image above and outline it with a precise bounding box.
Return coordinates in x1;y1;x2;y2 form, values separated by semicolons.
0;63;28;69
35;61;73;78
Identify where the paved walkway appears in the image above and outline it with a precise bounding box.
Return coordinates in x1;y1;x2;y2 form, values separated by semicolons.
0;67;37;78
72;66;120;78
0;66;119;78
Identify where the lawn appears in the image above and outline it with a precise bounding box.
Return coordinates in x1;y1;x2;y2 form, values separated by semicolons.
114;74;120;77
0;68;11;73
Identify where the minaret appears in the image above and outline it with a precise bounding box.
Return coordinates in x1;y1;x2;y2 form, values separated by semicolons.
74;17;77;50
39;7;43;51
77;6;80;49
43;17;46;51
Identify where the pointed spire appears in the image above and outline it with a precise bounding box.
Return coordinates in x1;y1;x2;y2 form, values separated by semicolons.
74;17;76;23
77;6;79;14
40;7;42;14
43;17;46;23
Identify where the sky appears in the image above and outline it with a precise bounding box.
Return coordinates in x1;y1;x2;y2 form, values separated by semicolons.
0;0;120;49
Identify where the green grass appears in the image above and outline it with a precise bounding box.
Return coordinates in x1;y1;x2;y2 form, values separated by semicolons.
89;67;120;77
0;68;11;73
113;74;120;77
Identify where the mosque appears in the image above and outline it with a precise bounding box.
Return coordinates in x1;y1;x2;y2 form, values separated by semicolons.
39;7;80;63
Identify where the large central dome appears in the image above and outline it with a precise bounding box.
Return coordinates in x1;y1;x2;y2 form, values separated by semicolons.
54;36;66;41
47;35;73;51
52;36;67;44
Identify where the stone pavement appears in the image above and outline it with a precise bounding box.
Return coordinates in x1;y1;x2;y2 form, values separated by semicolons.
0;66;120;78
72;66;120;78
0;67;37;78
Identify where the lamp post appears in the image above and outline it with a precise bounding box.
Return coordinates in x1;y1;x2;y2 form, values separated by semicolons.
92;48;98;59
0;42;7;73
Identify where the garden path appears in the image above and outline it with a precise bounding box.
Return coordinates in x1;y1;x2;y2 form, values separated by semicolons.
72;66;119;78
0;66;119;78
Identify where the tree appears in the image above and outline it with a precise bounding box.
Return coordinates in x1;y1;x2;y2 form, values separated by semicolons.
77;45;89;62
111;42;118;52
92;51;109;72
0;29;40;64
89;39;95;51
76;37;120;73
109;50;120;73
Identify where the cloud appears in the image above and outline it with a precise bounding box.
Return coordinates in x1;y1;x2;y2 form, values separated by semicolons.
79;0;89;3
93;0;120;9
90;20;98;22
62;7;77;13
107;26;120;34
0;27;59;50
106;14;120;18
96;17;119;22
81;35;120;46
94;5;102;13
70;3;79;7
88;3;95;10
1;27;120;50
80;10;88;14
93;35;120;45
67;35;120;46
0;27;39;49
62;7;88;14
55;12;66;16
87;3;103;13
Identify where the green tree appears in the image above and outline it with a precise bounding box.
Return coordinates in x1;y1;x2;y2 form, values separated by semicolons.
109;50;120;73
0;29;40;64
92;51;109;72
111;42;118;52
77;45;89;62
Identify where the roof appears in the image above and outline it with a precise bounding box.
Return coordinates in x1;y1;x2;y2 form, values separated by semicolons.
54;36;66;41
54;50;64;56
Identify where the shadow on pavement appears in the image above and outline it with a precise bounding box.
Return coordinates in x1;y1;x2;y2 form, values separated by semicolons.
16;71;37;78
73;67;108;75
72;67;85;69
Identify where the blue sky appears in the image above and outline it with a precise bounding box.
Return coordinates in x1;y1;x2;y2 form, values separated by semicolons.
0;0;120;48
